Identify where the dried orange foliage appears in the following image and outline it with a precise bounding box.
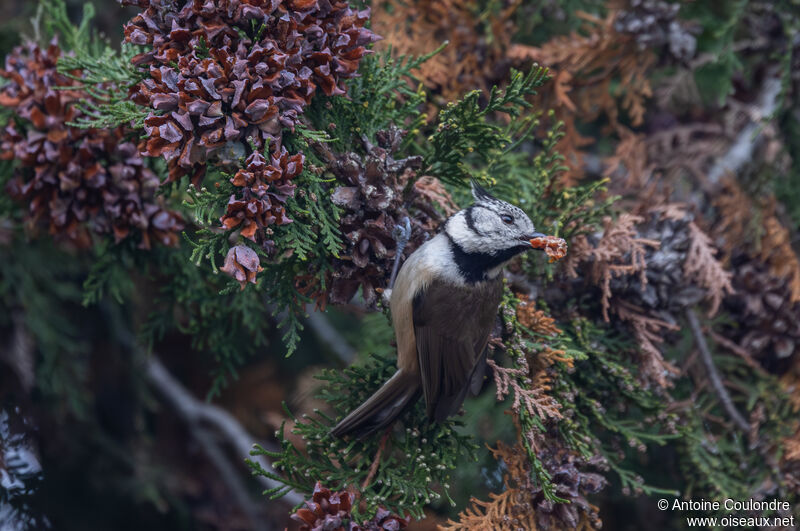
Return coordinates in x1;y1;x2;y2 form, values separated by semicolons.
780;361;800;478
607;119;738;194
516;295;573;370
684;221;735;316
566;212;713;387
446;296;604;530
785;432;800;462
440;442;537;531
440;488;538;531
413;176;459;216
442;439;602;531
713;178;757;256
488;296;566;426
562;233;592;279
780;356;800;412
583;214;660;321
713;179;800;303
782;358;800;461
512;11;655;185
645;122;728;184
604;126;653;188
760;214;800;303
516;296;561;336
488;359;563;424
616;300;679;388
371;0;519;102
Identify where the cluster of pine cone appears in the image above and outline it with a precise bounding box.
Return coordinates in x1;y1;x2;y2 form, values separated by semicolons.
291;482;407;530
220;147;302;250
724;254;800;373
555;210;703;322
614;0;697;61
530;446;607;530
0;40;183;249
121;0;378;183
601;209;800;373
317;127;437;306
607;211;705;316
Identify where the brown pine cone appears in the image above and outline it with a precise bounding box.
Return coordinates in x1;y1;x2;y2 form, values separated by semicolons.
320;127;437;306
219;244;264;289
291;482;407;531
614;0;697;61
531;447;607;530
607;211;706;313
220;146;302;248
724;255;800;373
0;40;183;249
558;210;707;320
121;0;379;183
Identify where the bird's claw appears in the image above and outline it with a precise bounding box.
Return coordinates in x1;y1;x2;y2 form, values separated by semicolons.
388;217;412;290
392;217;412;249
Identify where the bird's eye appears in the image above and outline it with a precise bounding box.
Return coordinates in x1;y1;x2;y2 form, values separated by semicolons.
500;214;514;224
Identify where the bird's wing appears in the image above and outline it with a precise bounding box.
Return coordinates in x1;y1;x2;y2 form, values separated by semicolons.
412;278;502;421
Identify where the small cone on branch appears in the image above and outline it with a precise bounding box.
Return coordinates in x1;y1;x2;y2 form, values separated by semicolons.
220;245;263;290
220;146;302;249
565;207;732;320
319;127;438;306
121;0;379;183
555;208;733;388
531;446;607;530
606;210;705;314
563;210;705;318
614;0;697;61
724;254;800;373
0;40;183;249
447;441;607;531
291;482;408;531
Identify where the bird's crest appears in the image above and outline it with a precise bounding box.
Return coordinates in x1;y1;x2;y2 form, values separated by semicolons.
470;180;498;204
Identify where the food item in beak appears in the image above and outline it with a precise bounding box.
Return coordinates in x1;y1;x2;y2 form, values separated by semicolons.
530;235;568;262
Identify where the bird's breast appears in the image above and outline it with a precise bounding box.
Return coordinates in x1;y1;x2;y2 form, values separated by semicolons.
389;234;503;373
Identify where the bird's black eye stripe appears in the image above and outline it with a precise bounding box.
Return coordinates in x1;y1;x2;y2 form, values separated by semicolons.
500;214;513;224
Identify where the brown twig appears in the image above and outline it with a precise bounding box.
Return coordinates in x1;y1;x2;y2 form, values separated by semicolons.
362;428;391;489
144;356;281;531
685;308;750;432
143;356;303;504
705;328;768;376
486;358;563;421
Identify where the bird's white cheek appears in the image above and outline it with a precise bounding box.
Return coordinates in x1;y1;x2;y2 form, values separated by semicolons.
423;234;468;285
448;219;483;253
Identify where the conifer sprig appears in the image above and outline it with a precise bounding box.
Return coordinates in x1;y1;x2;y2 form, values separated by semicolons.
57;42;149;129
307;45;444;153
248;353;478;521
423;67;550;185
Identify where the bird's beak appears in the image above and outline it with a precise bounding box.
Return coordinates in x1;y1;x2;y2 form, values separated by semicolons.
525;233;547;248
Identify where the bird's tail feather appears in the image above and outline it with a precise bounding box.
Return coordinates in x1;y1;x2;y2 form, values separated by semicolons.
330;369;419;439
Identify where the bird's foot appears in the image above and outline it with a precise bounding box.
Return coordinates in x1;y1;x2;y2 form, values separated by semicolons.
388;217;412;289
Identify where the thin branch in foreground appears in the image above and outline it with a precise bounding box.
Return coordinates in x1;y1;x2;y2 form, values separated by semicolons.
685;308;750;433
361;428;391;490
705;328;768;376
143;355;305;508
